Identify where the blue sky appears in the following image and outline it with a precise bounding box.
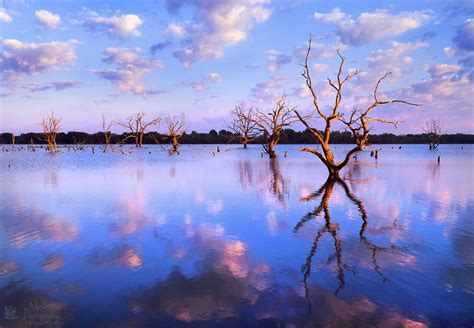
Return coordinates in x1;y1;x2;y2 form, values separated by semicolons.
0;0;473;134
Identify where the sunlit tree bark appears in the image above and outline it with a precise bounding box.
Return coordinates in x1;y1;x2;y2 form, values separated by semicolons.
41;111;61;153
164;114;186;155
295;37;419;177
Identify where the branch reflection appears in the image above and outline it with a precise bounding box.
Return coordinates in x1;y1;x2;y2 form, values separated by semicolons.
295;174;403;312
236;158;289;206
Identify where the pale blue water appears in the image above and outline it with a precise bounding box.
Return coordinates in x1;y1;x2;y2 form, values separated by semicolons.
0;144;473;327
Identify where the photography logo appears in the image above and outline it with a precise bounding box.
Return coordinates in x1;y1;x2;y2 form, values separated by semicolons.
4;306;18;320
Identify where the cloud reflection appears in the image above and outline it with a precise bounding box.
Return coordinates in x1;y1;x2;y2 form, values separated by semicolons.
92;245;142;269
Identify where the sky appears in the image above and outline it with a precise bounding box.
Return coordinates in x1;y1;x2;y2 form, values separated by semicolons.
0;0;473;134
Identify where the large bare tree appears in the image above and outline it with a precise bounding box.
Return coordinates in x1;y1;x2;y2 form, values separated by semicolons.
116;112;160;147
227;105;259;148
101;114;113;153
423;119;442;150
164;114;186;155
295;38;419;177
244;96;298;158
41;111;61;153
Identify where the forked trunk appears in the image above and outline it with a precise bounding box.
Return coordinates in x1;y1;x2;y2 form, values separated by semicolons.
326;164;340;179
168;136;180;155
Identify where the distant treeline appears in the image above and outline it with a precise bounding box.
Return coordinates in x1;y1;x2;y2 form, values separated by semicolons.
1;129;474;145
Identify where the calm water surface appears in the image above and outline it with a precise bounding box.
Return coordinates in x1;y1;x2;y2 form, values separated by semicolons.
0;144;473;327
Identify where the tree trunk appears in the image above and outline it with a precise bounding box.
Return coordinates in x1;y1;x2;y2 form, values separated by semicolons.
243;141;248;149
172;137;179;151
326;164;340;179
266;139;277;158
268;146;276;158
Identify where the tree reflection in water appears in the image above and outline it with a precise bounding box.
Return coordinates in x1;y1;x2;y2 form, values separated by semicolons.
268;159;287;205
237;158;288;206
295;173;403;313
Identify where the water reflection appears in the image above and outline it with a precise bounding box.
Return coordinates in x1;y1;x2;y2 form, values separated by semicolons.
0;205;78;249
130;269;258;322
41;253;65;272
295;175;406;306
267;159;287;205
237;158;289;206
0;145;472;326
92;244;143;269
236;160;253;190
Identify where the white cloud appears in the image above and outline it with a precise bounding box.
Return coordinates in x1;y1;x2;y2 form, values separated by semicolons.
266;50;292;72
249;77;287;102
162;23;186;38
35;10;60;29
428;64;461;77
93;48;164;95
21;80;81;92
443;47;456;58
388;64;474;132
204;72;223;83
453;19;474;51
84;13;143;38
166;0;271;67
313;63;329;73
192;82;205;92
293;40;347;61
0;8;12;23
314;8;432;46
313;7;348;23
0;39;77;83
293;83;311;98
365;41;429;79
192;72;223;91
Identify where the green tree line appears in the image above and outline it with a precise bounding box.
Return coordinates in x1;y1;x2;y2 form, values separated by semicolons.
1;129;473;145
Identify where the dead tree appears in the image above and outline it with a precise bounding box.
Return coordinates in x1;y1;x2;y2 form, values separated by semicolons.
11;132;15;150
295;37;419;177
226;105;259;148
423;119;442;150
244;96;298;158
116;112;160;147
102;114;113;153
164;114;186;155
41;111;61;153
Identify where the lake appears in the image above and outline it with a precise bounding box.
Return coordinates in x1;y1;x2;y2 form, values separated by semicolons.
0;144;473;327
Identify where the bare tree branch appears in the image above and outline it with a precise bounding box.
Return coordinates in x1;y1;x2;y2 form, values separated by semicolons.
115;112;161;147
226;105;260;148
296;37;420;177
102;114;113;153
423;119;442;150
41;111;61;153
164;114;186;155
242;96;298;158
